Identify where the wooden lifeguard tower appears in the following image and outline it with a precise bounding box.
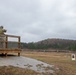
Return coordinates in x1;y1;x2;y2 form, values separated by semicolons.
0;26;21;56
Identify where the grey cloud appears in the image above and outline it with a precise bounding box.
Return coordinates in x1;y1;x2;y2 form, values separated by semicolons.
0;0;76;42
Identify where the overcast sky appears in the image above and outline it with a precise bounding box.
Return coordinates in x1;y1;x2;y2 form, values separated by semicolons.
0;0;76;42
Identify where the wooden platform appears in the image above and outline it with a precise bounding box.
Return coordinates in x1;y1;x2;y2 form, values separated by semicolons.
0;48;21;56
0;34;21;56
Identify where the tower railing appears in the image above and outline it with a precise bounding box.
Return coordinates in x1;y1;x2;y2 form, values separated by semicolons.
0;34;21;49
0;34;21;56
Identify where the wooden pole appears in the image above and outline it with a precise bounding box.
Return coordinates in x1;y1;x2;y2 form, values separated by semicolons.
18;37;20;48
18;53;20;56
5;36;8;48
5;53;7;56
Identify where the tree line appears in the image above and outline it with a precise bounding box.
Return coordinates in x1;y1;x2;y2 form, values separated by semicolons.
21;39;76;51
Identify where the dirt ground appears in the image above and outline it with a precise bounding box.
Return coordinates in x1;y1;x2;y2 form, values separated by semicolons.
21;51;76;75
0;66;43;75
0;51;76;75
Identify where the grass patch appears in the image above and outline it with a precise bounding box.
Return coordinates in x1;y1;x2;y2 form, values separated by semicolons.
21;51;76;75
0;66;56;75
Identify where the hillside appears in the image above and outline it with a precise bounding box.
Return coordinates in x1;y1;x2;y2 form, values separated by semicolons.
21;38;76;51
7;38;76;51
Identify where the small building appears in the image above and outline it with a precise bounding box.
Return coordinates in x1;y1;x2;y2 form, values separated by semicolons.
0;26;21;56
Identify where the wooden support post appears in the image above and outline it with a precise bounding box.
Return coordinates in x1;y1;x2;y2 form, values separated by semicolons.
18;53;20;56
5;53;7;56
18;37;20;48
5;36;8;48
2;53;4;55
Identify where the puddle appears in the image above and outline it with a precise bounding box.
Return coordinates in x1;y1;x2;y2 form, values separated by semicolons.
0;56;54;73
